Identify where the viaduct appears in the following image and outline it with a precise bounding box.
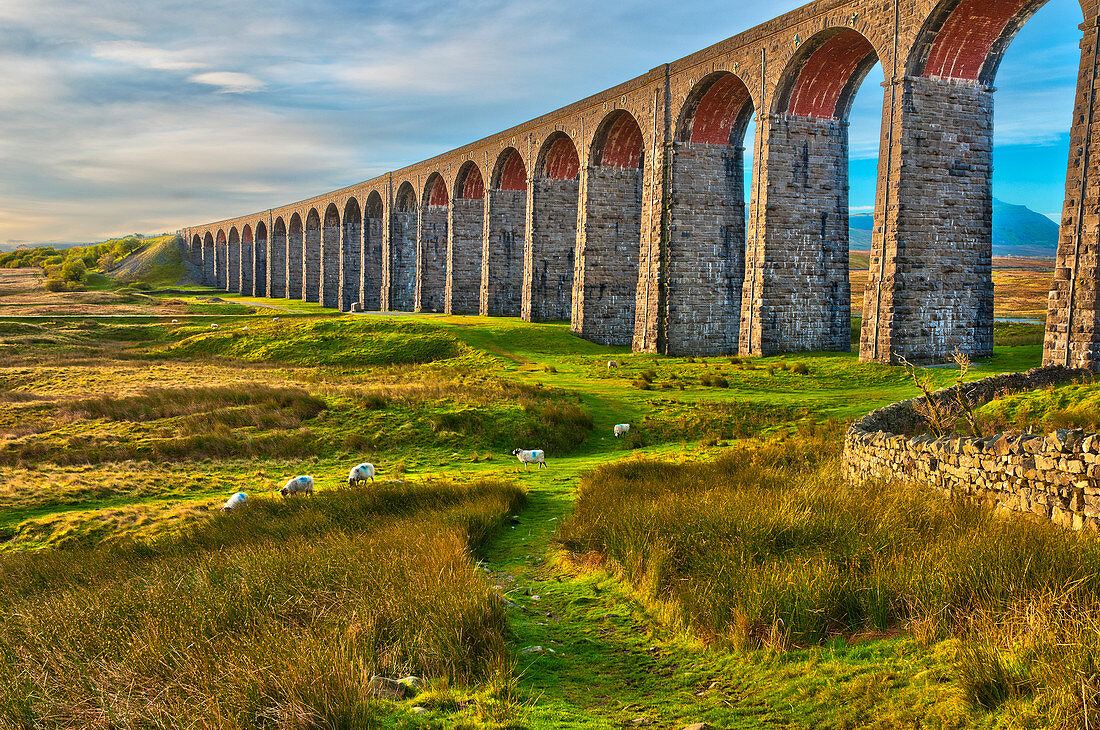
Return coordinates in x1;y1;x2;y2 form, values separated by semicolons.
182;0;1100;367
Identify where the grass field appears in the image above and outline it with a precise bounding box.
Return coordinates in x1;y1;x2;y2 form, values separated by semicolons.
1;252;1094;728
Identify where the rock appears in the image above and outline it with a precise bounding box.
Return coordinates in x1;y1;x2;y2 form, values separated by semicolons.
398;676;422;695
367;675;408;700
521;645;545;654
411;706;427;715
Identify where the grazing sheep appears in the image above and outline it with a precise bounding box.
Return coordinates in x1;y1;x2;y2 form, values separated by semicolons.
614;423;631;438
607;360;619;370
348;463;375;486
511;448;546;470
273;316;280;321
171;319;179;323
209;323;219;329
280;475;314;497
242;326;248;331
222;492;247;511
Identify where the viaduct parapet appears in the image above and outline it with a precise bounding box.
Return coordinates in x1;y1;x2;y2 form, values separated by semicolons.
182;0;1100;367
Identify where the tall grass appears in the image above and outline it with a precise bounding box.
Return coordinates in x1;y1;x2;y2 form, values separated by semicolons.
0;479;524;727
558;425;1100;722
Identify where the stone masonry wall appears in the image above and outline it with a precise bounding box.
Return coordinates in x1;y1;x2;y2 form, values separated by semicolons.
845;366;1100;531
573;166;643;346
860;77;994;363
665;142;745;355
390;211;417;311
216;244;227;290
447;199;483;314
481;190;525;317
418;205;448;313
304;224;321;303
523;178;578;322
253;238;266;297
321;217;340;309
227;241;240;293
341;218;361;312
239;240;253;295
741;115;850;356
268;233;285;299
286;229;303;300
363;217;383;311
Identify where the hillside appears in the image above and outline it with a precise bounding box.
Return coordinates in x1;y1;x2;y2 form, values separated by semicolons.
848;198;1059;257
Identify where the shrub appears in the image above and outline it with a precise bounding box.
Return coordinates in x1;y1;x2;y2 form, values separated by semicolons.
790;362;809;375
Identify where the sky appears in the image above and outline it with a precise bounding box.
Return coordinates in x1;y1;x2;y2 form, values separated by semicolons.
0;0;1084;246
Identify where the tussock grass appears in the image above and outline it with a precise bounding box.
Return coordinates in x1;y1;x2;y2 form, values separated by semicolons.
0;479;524;726
558;425;1100;721
61;383;326;423
976;379;1100;433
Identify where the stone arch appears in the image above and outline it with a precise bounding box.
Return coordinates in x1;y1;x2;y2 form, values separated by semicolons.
271;217;287;298
524;132;581;322
189;234;201;266
363;192;384;311
742;28;883;357
419;173;449;312
240;224;254;296
390;182;418;311
203;232;215;287
573;109;645;346
908;0;1053;85
773;28;880;120
227;227;241;293
341;198;362;311
254;221;267;298
448;162;485;314
321;203;340;308
483;148;528;316
666;72;756;355
288;212;304;300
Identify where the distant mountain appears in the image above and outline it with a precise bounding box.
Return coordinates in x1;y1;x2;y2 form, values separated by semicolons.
848;199;1059;258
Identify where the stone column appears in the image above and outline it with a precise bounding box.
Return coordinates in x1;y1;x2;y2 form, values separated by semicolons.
321;214;340;308
227;239;241;294
447;198;484;314
304;221;321;303
739;114;851;357
572;165;643;346
269;227;286;299
860;76;994;364
417;205;448;312
340;215;361;312
389;209;417;311
253;235;267;297
216;243;227;290
481;189;525;316
239;238;253;296
522;178;577;322
1045;19;1100;370
663;142;745;355
286;224;303;300
203;244;214;286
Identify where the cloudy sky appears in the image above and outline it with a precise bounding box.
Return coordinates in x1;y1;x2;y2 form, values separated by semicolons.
0;0;1083;245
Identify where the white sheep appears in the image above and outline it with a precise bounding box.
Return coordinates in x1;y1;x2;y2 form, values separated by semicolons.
222;492;247;511
273;316;280;321
614;423;631;438
171;319;179;323
242;326;248;331
209;323;219;329
280;475;314;497
348;463;375;486
607;360;619;370
512;448;546;470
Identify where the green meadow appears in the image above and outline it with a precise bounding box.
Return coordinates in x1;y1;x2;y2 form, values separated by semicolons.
1;246;1098;728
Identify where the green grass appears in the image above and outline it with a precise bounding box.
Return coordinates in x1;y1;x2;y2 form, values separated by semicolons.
0;300;1069;728
976;377;1100;433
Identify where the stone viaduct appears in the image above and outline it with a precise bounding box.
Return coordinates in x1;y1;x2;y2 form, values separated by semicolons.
182;0;1100;367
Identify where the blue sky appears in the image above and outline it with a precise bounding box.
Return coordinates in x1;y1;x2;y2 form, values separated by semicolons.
0;0;1082;244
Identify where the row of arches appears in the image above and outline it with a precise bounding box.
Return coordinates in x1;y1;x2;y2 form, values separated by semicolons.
188;0;1082;362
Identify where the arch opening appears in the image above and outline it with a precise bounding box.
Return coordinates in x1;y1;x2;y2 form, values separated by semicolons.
574;110;645;345
448;163;485;314
363;192;384;311
666;72;756;355
483;149;528;316
525;132;581;322
321;204;340;309
341;199;362;312
390;183;418;311
419;174;449;312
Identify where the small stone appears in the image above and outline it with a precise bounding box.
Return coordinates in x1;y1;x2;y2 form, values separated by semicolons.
367;675;408;700
411;706;427;715
521;645;545;654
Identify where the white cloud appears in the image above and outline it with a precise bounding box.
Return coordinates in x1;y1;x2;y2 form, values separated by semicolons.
189;71;266;94
92;41;206;72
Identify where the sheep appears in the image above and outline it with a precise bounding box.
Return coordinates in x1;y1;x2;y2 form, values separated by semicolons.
607;360;619;370
209;323;220;329
614;423;631;438
280;475;314;497
348;463;375;486
171;319;179;323
511;448;546;470
222;492;247;511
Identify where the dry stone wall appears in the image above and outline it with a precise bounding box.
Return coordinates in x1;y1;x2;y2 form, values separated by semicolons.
845;366;1100;531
